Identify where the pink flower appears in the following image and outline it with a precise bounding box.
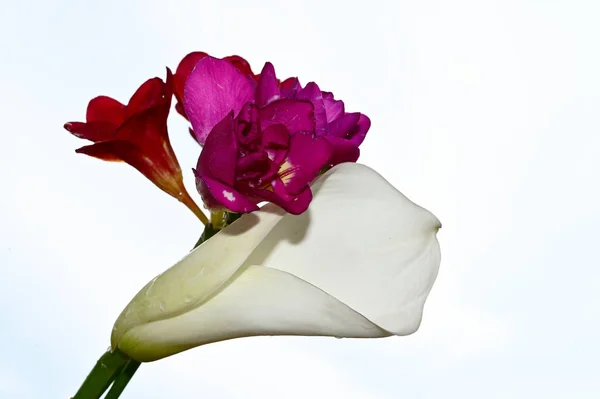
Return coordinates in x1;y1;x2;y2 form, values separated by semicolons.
182;55;371;214
194;101;331;215
182;55;370;165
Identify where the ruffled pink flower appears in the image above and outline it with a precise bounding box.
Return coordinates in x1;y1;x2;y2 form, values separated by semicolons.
193;101;331;215
182;55;371;214
182;55;370;165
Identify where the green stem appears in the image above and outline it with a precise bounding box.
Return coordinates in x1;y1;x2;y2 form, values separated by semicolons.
193;211;242;249
72;349;130;399
104;358;141;399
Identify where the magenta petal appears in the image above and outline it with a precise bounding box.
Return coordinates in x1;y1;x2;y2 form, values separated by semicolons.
195;113;238;186
184;56;254;144
236;103;261;147
348;113;371;146
297;82;327;136
259;99;315;134
237;152;270;180
262;124;290;149
262;124;290;166
198;175;259;213
322;92;344;123
255;62;280;107
280;132;332;195
256;183;313;215
326;137;361;164
279;77;301;98
328;112;361;138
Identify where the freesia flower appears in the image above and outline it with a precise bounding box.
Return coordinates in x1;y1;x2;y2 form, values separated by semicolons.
181;55;370;165
64;69;207;223
183;56;372;214
111;162;441;362
194;100;332;214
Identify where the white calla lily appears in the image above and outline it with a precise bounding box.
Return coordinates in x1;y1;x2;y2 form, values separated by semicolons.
111;163;441;362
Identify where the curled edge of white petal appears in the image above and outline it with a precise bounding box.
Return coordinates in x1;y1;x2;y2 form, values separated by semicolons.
111;207;286;349
120;265;391;362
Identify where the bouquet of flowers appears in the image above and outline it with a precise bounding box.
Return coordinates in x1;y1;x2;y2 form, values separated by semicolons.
64;51;442;398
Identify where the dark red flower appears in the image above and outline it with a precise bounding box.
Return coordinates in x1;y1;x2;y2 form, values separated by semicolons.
64;69;207;223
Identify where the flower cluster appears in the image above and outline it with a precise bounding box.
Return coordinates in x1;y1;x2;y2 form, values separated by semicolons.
65;52;371;218
66;51;442;398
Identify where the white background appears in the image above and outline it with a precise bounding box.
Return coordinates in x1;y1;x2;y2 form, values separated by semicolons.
1;0;599;398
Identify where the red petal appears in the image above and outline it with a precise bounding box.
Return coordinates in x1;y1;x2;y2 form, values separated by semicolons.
174;52;209;118
76;139;184;199
224;55;260;81
75;142;125;162
86;96;126;125
175;102;187;118
65;121;118;142
126;75;170;118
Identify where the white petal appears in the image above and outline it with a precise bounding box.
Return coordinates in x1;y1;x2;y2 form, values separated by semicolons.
120;265;389;362
111;208;285;348
114;163;441;361
249;163;441;335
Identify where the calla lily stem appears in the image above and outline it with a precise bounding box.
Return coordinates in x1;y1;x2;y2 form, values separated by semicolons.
72;349;136;399
104;358;141;399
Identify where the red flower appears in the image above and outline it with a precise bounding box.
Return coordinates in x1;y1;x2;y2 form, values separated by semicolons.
64;69;207;224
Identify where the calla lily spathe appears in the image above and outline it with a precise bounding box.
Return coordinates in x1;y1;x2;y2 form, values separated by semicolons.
112;163;441;362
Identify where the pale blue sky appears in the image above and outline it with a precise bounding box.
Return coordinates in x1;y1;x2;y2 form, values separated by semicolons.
1;0;599;398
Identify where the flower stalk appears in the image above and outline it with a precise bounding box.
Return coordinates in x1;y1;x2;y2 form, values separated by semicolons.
104;358;142;399
179;191;209;225
72;348;135;399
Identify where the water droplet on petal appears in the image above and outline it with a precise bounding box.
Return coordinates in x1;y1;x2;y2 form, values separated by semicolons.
145;276;159;296
184;295;192;304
